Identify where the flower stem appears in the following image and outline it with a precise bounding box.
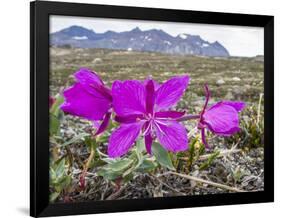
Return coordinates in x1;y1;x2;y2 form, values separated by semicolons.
179;148;241;161
79;145;95;189
177;114;200;122
161;172;246;192
202;84;210;115
257;93;263;125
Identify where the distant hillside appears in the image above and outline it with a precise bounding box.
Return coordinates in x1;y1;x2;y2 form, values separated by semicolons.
50;25;230;57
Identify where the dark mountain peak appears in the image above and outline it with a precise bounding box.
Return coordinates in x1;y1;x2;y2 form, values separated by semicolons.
177;33;189;39
212;41;223;47
147;28;159;32
145;29;173;40
105;30;116;34
191;34;201;39
60;25;95;37
177;34;204;42
188;35;203;42
209;41;230;56
103;30;118;37
147;28;165;34
63;25;92;32
131;27;141;33
69;25;89;30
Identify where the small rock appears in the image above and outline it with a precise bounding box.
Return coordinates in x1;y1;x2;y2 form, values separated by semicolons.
232;77;241;82
162;72;172;76
216;79;225;85
224;91;234;100
92;58;103;64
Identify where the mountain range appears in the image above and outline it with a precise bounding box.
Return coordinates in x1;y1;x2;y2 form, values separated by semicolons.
50;25;230;57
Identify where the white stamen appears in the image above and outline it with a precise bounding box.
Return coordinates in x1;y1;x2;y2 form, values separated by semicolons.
154;119;170;126
153;120;165;135
143;121;152;136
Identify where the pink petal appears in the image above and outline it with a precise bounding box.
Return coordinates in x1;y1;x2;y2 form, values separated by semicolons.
203;103;240;136
219;101;246;112
74;68;112;100
155;111;185;119
155;120;188;152
94;112;111;136
75;68;103;86
61;83;111;121
92;120;100;129
90;82;112;100
145;133;153;154
201;128;210;149
155;75;190;110
143;78;160;90
112;80;146;116
108;122;143;158
145;80;155;114
115;114;144;124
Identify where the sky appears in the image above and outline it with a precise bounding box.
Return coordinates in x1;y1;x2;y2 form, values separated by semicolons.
50;15;264;57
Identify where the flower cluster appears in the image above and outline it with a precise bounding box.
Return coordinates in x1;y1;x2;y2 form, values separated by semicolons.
60;68;245;158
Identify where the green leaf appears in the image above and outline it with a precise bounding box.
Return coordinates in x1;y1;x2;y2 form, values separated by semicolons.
107;158;134;172
101;158;116;164
49;192;60;203
59;133;90;147
198;142;206;156
59;175;72;189
55;158;66;178
50;167;56;181
96;133;110;143
98;157;135;181
53;184;62;193
199;150;220;171
130;140;145;169
50;114;60;136
152;142;175;170
122;164;136;177
186;138;197;171
136;139;145;154
122;173;134;183
137;160;157;172
97;168;120;181
89;159;105;168
232;166;243;183
50;95;64;116
85;136;97;150
189;139;196;159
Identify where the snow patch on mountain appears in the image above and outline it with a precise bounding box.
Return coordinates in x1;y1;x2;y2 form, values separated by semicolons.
179;34;188;39
72;36;88;40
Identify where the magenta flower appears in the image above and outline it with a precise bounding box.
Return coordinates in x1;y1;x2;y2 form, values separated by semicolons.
60;68;112;135
198;84;245;147
108;75;190;158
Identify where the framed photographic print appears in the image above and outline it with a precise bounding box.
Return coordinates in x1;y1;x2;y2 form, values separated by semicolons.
30;0;274;217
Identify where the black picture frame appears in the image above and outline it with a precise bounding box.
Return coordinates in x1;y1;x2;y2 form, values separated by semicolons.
30;1;274;217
